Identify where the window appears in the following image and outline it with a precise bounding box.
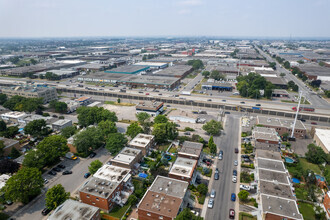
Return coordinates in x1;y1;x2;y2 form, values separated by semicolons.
96;198;99;201
159;216;163;219
86;195;90;198
147;213;151;216
92;202;95;205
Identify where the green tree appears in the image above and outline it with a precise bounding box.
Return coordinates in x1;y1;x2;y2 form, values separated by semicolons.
2;167;44;204
136;112;151;133
280;73;286;77
0;120;6;132
305;144;328;164
283;61;291;69
77;106;117;127
208;136;217;154
24;119;51;138
175;208;204;220
22;150;44;170
152;122;178;143
74;127;105;156
264;82;275;99
238;190;249;201
98;120;117;138
0;141;4;157
188;59;204;70
30;59;37;65
49;100;68;113
45;184;69;210
36;135;69;166
0;94;7;105
202;71;210;78
202;120;222;136
1;126;19;138
0;159;20;174
127;194;138;205
61;126;77;138
197;183;208;195
126;122;143;139
210;70;225;81
9;147;21;159
154;115;168;124
106;133;127;155
88;160;103;174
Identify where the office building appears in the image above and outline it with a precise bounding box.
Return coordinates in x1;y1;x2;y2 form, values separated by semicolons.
2;86;57;103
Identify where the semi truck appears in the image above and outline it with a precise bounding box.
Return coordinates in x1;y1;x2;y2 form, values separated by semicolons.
292;107;315;112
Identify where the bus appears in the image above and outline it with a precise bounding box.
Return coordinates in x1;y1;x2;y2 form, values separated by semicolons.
292;106;315;112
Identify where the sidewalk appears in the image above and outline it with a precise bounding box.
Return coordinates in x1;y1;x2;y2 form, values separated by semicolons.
235;117;242;220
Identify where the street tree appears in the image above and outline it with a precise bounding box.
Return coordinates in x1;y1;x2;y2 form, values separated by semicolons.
136;112;151;133
238;190;249;201
202;71;210;78
36;135;69;166
2;167;44;204
105;133;127;155
202;120;223;136
88;160;103;174
283;61;291;69
24;119;51;138
0;159;20;174
61;125;77;138
98;120;117;138
126;122;143;139
74;127;105;156
208;136;217;154
154;115;168;124
45;184;69;210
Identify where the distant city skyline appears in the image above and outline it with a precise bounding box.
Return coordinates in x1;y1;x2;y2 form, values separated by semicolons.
0;0;329;38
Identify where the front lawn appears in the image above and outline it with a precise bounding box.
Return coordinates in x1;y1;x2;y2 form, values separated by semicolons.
299;158;321;174
157;142;171;152
298;202;316;220
108;203;131;219
239;212;257;220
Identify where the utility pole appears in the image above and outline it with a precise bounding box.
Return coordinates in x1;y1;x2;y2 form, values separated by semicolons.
291;91;302;138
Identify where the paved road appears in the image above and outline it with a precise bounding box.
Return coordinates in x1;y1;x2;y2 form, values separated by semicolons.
255;46;330;109
11;148;112;220
206;115;240;220
183;72;204;91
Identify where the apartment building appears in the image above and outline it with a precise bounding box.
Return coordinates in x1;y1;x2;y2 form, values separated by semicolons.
178;141;203;161
110;147;142;170
168;157;198;184
129;133;155;155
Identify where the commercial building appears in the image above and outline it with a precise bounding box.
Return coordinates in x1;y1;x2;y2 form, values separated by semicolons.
136;101;164;117
1;111;27;123
76;63;110;71
75;96;92;105
77;72;127;84
252;127;280;144
137;175;189;220
168;157;198;184
168;109;198;124
201;81;233;91
298;64;330;81
134;62;168;69
2;86;57;103
110;147;143;170
129;133;155;155
313;128;330;153
47;199;100;220
272;89;290;98
264;76;288;89
178;141;203;161
52;119;72;131
105;65;149;74
36;69;80;79
0;137;19;156
256;116;306;138
152;65;193;79
79;165;133;212
118;75;180;90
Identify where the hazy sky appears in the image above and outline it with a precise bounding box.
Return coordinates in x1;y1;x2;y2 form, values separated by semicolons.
0;0;329;38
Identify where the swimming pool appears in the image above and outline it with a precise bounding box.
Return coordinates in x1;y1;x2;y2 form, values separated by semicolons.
285;157;294;163
292;178;300;184
315;174;325;182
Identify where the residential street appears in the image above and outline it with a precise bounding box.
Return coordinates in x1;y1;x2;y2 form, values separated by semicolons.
205;115;240;220
10;148;112;220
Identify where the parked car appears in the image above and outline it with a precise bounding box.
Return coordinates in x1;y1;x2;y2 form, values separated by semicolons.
184;132;191;135
210;189;216;198
48;170;56;176
214;173;219;180
52;167;61;172
225;111;230;114
89;152;96;158
190;210;199;216
62;170;73;175
202;158;212;166
229;209;235;219
235;148;239;153
232;176;237;183
44;179;49;184
231;193;236;201
5;200;13;205
241;155;249;159
219;150;223;155
244;158;252;163
208;198;214;208
84;172;91;178
240;184;251;191
233;170;237;176
57;164;65;169
218;154;223;160
256;104;261;106
42;208;51;216
234;160;238;166
195;177;202;184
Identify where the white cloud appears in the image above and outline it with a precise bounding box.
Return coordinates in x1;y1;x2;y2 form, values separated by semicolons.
178;8;192;15
178;0;203;6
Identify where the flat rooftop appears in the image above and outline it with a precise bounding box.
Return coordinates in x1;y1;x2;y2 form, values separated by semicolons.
119;75;180;86
129;133;154;148
93;164;131;184
1;111;26;119
264;76;287;85
136;101;164;111
0;137;19;149
52;119;71;126
261;195;303;219
77;71;127;81
149;176;189;198
2;85;56;93
105;65;149;74
257;158;286;172
111;147;141;165
259;180;294;200
273;89;290;95
153;65;192;77
252;127;280;142
178;141;203;158
258;169;289;185
315;128;330;152
257;116;306;130
80;177;120;199
256;149;282;161
298;64;330;77
169;157;197;178
48;199;99;220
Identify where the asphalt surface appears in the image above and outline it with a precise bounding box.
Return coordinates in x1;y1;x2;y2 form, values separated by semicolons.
205;115;240;220
10;146;112;220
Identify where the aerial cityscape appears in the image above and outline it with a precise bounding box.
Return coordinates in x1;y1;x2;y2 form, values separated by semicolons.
0;1;330;220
